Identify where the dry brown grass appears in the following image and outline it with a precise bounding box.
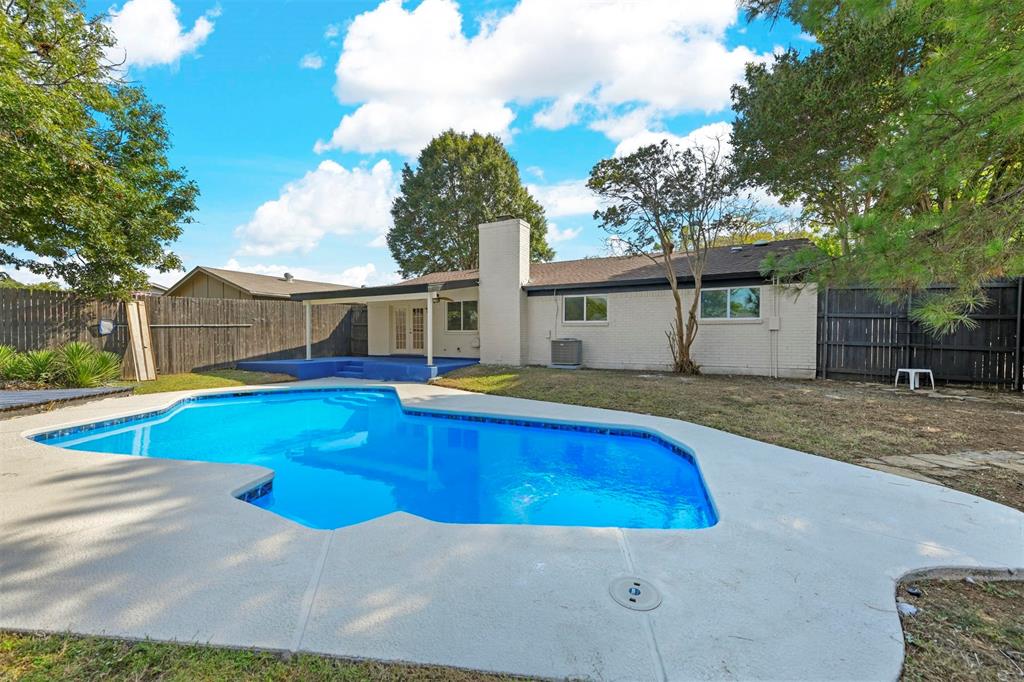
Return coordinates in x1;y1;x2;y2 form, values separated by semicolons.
435;366;1024;511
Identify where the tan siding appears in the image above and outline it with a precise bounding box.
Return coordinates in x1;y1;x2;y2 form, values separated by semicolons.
167;272;253;300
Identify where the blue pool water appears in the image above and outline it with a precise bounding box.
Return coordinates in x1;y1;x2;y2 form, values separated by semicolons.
35;389;716;530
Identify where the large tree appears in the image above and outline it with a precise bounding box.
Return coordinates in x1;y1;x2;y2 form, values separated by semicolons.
588;139;762;374
734;0;1024;332
388;130;553;278
1;0;196;297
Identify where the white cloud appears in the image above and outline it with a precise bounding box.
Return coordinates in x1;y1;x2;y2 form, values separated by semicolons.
0;265;58;286
324;23;341;39
525;166;544;180
546;223;583;243
527;179;599;218
316;0;771;155
145;268;184;288
612;120;733;157
314;97;514;156
234;159;397;256
221;259;400;288
605;235;630;257
105;0;217;69
299;53;324;70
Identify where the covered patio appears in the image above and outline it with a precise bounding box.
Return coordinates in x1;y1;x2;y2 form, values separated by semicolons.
243;279;481;381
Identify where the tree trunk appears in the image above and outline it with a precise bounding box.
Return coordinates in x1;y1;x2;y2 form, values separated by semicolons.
665;270;701;374
674;276;702;375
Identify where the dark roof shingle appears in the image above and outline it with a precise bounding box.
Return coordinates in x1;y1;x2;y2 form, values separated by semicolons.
399;238;809;289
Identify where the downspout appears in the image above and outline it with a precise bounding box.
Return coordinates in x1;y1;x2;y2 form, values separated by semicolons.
771;276;780;379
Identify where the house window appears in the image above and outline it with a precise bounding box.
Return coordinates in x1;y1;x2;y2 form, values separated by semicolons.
446;300;478;331
563;295;608;322
700;287;761;319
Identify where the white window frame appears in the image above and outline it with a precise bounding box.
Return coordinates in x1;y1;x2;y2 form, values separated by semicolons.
446;300;478;332
562;294;609;324
699;286;762;321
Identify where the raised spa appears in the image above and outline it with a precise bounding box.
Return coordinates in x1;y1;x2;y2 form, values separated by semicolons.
34;388;717;530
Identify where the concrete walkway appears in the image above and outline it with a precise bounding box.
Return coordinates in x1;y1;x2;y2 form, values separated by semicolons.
1;379;1021;681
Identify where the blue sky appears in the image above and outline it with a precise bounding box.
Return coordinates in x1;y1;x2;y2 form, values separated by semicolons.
64;0;809;288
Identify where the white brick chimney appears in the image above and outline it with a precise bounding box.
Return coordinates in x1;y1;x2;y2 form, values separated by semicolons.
478;217;530;365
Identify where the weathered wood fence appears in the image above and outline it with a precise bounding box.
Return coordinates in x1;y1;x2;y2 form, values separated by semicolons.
818;280;1024;389
0;290;362;375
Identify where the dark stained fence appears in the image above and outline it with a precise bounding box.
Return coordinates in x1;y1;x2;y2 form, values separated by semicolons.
0;290;358;375
818;280;1023;389
350;304;368;356
0;289;129;356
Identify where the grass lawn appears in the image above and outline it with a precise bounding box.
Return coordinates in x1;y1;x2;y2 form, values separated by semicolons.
899;578;1024;681
0;632;527;682
434;366;1024;512
433;365;1024;681
121;369;296;395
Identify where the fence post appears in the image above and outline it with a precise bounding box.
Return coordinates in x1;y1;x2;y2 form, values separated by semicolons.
1015;277;1023;391
820;286;829;379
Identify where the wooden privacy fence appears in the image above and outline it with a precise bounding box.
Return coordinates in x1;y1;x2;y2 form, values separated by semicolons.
818;280;1024;389
0;290;361;375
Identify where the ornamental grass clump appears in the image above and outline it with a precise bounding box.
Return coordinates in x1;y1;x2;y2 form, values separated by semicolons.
55;342;121;388
0;347;57;383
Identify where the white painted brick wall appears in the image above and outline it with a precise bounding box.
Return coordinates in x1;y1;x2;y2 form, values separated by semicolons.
525;284;817;378
479;219;529;365
432;287;481;358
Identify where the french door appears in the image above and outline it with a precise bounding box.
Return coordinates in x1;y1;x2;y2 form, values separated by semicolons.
392;305;426;354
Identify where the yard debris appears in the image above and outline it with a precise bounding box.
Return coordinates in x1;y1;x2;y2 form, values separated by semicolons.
906;585;923;597
897;600;919;616
964;576;977;585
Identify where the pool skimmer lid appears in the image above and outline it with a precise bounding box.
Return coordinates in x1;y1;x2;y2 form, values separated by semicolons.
610;576;662;611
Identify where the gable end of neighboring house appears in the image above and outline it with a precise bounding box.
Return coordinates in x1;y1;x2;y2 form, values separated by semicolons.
164;267;352;301
165;268;255;299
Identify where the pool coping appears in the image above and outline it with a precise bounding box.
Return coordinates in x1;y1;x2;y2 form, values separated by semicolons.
2;378;1022;681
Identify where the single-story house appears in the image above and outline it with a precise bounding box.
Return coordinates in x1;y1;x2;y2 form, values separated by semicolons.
294;218;817;378
165;266;351;301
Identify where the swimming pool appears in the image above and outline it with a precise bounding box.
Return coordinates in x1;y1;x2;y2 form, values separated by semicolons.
34;388;716;530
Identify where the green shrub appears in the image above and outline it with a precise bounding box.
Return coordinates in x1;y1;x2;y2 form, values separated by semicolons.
3;353;33;381
23;349;58;382
0;345;17;378
56;342;122;388
3;349;59;383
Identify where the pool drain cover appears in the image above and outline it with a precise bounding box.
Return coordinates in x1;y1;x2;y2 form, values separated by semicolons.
609;576;662;611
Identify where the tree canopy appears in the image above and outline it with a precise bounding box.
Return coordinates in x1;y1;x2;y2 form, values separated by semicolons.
734;0;1024;332
588;139;763;373
388;130;553;278
1;0;196;298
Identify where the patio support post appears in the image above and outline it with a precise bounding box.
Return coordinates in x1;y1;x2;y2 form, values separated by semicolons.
304;301;312;360
426;294;434;366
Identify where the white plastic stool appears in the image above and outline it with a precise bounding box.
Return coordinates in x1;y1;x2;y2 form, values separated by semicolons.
895;368;935;391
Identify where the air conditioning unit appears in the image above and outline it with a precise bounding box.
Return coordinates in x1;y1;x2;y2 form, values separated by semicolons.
550;338;582;368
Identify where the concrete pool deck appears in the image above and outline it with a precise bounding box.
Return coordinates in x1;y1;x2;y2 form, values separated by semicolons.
1;379;1021;681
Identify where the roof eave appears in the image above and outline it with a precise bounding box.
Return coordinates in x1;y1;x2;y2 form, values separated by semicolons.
523;270;772;293
292;278;479;302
